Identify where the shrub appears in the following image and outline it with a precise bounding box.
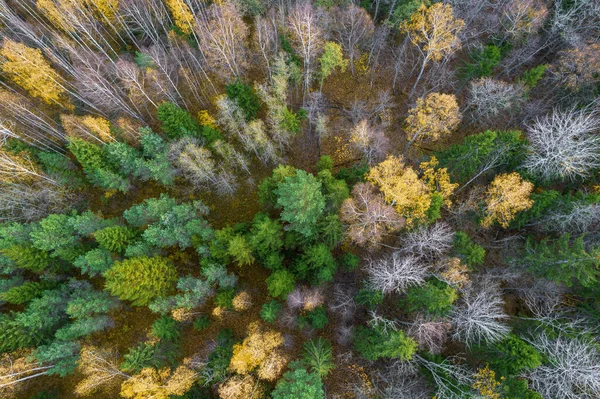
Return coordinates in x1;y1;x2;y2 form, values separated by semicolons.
121;342;159;373
302;338;334;377
193;315;211;331
340;253;360;271
214;288;236;309
260;300;281;324
266;270;295;299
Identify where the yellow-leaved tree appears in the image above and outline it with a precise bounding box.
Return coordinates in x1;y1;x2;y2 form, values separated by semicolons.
120;365;196;399
165;0;195;35
367;155;458;227
405;93;461;153
0;40;71;108
481;172;533;228
228;322;288;382
88;0;119;21
61;114;114;143
472;365;502;399
402;3;464;96
218;375;263;399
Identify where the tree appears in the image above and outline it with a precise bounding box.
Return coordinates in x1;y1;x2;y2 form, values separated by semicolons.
93;226;135;254
466;78;525;125
218;375;262;399
303;338;334;377
340;182;404;248
229;322;287;381
552;43;600;94
104;257;178;306
260;300;281;324
61;114;114;143
525;332;600;399
348;120;390;165
74;345;128;397
353;325;418;361
401;222;454;261
472;365;502;399
227;235;254;267
225;80;260;121
271;364;324;399
452;232;485;268
405;280;458;317
404;93;461;152
451;282;510;347
0;40;70;108
481;172;533;228
490;334;542;376
523;234;600;288
275;170;326;239
157;102;201;139
331;4;374;76
195;2;249;78
165;0;195;34
318;42;348;91
120;365;197;399
287;2;324;100
366;252;427;294
523;108;600;182
266;270;295;299
367;155;431;227
402;3;464;96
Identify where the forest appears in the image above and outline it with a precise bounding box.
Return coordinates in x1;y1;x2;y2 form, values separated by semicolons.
0;0;599;398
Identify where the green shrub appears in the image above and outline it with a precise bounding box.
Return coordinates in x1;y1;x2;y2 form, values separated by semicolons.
340;253;360;271
193;315;211;331
519;64;547;89
315;155;333;172
214;288;235;309
461;45;502;80
260;300;281;324
121;342;159;373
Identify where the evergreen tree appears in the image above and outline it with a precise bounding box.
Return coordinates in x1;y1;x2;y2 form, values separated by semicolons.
104;257;178;306
353;325;418;361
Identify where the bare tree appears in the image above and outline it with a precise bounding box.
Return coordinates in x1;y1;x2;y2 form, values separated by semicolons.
349;120;390;165
195;2;249;78
413;355;474;399
525;332;600;399
287;2;324;100
340;182;404;248
451;281;510;347
400;222;454;262
408;316;452;354
366;252;427;294
254;11;279;78
523;108;600;181
466;78;525;126
377;360;431;399
331;4;374;75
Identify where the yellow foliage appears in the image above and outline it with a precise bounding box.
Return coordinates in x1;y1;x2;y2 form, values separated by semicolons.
36;0;75;32
218;375;263;399
232;291;252;311
439;257;470;289
481;172;534;228
367;155;432;227
229;322;285;379
405;93;461;143
420;156;458;206
198;110;218;129
120;366;196;399
472;365;503;399
256;350;289;381
0;350;35;399
74;345;125;397
402;3;464;62
87;0;119;21
165;0;195;35
61;114;114;143
1;39;71;108
171;308;193;322
0;150;42;184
